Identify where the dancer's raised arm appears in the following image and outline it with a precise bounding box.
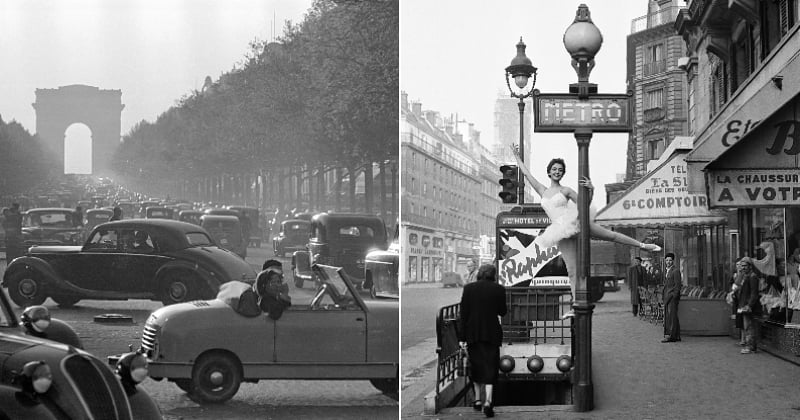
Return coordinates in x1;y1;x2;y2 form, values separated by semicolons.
509;145;547;197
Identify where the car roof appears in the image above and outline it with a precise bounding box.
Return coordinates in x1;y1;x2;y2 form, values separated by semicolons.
312;212;385;225
282;219;310;225
97;219;204;234
24;207;74;213
201;215;240;222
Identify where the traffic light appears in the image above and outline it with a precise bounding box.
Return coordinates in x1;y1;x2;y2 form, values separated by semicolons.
498;164;519;204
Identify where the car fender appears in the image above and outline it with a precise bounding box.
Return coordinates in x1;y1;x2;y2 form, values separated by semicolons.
1;256;62;288
38;318;83;349
154;260;219;293
0;384;59;419
127;385;162;420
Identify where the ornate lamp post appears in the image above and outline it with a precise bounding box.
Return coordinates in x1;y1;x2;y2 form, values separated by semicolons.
505;38;537;204
562;4;603;411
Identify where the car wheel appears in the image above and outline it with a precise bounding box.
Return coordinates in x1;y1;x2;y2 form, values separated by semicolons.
174;379;193;393
189;352;242;404
6;270;48;307
159;272;197;306
51;294;81;308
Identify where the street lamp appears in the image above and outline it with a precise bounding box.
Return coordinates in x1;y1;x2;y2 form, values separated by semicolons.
504;38;537;204
563;4;602;412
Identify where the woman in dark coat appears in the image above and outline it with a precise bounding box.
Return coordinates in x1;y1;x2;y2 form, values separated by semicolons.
458;264;507;418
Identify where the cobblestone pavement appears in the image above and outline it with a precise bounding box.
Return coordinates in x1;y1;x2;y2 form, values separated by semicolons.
401;282;800;419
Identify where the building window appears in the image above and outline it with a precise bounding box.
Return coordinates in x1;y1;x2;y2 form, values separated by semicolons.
643;43;665;76
647;138;664;161
644;87;665;122
709;56;728;117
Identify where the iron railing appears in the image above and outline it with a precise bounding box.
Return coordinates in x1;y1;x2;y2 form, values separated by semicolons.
630;6;682;34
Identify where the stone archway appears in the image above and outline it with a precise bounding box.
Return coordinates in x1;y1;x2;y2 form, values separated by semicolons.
32;84;124;175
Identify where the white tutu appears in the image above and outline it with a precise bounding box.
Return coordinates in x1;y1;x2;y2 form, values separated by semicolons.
537;192;596;248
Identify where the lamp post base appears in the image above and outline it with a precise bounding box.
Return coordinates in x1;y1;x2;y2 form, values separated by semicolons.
573;300;595;412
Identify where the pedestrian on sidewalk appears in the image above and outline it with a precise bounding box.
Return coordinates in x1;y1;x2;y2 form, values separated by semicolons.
661;252;682;343
628;256;645;316
458;264;507;418
728;260;746;346
464;259;478;285
737;257;762;354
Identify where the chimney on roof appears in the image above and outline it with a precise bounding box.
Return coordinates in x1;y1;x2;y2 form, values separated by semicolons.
412;102;422;116
401;91;408;110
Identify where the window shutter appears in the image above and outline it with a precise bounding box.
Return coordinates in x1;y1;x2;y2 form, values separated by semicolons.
779;0;789;36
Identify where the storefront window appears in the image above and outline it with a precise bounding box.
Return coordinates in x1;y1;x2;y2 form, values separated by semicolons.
784;208;800;324
433;258;442;282
754;208;787;324
421;257;430;283
409;256;418;283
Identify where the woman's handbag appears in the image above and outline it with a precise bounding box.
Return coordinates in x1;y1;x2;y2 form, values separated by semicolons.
456;345;469;377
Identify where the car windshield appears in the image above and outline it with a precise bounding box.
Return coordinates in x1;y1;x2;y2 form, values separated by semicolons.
186;232;214;246
318;265;353;298
24;211;73;228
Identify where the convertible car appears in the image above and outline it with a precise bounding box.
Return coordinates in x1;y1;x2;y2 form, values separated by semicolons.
0;287;160;419
2;219;257;308
119;264;398;403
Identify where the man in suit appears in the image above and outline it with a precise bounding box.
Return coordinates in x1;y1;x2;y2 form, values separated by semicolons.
628;256;645;316
662;252;682;343
458;264;507;418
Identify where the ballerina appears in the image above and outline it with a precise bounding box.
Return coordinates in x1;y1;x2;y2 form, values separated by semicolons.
510;146;661;315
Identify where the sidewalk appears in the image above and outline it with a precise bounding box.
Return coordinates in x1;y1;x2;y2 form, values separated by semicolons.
402;287;800;419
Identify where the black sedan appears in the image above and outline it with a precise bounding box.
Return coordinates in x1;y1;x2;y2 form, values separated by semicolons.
1;219;257;308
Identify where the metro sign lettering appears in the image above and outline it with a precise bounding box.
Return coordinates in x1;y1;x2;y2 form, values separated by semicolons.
534;93;632;133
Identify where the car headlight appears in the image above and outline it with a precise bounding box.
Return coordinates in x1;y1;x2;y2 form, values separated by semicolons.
21;306;51;333
20;360;53;394
116;351;149;384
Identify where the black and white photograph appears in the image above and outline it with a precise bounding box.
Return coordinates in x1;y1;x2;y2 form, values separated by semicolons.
0;0;398;418
400;0;800;418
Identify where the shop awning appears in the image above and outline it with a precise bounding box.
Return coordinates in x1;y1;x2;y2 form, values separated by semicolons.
595;151;728;227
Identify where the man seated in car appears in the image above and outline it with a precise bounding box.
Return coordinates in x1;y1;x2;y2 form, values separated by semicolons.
131;230;154;252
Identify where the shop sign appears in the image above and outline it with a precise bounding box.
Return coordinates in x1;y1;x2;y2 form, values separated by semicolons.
408;246;443;257
596;154;714;221
534;93;632;132
708;169;800;207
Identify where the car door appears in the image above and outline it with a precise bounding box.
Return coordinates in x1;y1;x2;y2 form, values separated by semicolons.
117;229;170;293
68;228;126;291
273;286;367;363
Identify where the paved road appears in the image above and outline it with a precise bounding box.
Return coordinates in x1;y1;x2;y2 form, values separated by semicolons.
1;247;398;419
401;282;800;419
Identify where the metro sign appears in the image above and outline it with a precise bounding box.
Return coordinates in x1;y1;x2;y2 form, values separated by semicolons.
533;92;632;133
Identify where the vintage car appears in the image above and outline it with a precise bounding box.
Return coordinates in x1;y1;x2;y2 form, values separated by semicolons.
292;213;387;289
178;209;203;225
364;240;399;299
200;214;246;259
21;207;83;246
145;206;174;219
1;219;257;308
227;205;263;247
138;200;160;218
84;207;114;230
273;219;310;257
119;264;397;403
0;290;160;419
116;200;137;219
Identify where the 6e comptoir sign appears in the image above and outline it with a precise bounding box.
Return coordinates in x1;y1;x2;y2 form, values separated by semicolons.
533;92;632;133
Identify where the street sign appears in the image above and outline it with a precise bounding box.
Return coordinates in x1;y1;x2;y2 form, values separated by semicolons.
533;92;632;132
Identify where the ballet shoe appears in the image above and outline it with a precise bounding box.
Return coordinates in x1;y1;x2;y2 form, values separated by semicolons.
641;243;661;252
561;310;575;320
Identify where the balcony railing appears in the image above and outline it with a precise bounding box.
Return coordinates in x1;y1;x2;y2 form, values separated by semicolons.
643;60;667;76
631;6;681;34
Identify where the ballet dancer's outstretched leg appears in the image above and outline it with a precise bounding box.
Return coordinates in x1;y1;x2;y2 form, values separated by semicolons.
558;237;577;319
589;222;662;252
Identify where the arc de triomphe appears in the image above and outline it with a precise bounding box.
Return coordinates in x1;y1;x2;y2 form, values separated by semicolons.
33;84;124;175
